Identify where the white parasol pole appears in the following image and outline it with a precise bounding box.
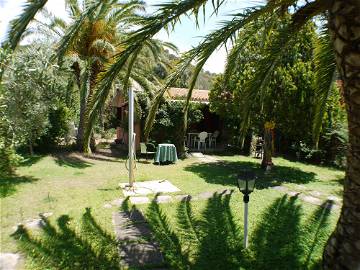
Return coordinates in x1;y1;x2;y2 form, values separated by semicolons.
128;86;135;187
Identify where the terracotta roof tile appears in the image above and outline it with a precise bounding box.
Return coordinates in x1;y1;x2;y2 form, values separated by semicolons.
166;87;209;102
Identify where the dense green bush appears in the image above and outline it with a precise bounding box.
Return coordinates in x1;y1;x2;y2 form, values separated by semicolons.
136;92;204;146
37;105;71;149
0;98;21;175
0;145;21;176
2;44;74;155
151;101;203;144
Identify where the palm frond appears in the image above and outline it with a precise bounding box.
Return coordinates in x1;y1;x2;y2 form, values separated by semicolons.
143;39;162;62
312;28;337;148
108;0;146;23
33;19;64;37
238;12;318;146
96;1;213;141
236;0;326;145
161;41;179;54
172;0;301;92
99;0;217;81
49;16;68;32
130;71;157;98
291;0;330;28
56;1;102;61
32;8;67;38
40;8;68;31
143;87;167;141
83;47;141;152
65;0;81;18
222;23;259;86
143;0;300;141
4;0;48;50
102;0;303;141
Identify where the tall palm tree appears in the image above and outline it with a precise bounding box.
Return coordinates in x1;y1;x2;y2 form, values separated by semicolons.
5;0;360;267
52;0;147;152
47;0;177;153
6;0;175;153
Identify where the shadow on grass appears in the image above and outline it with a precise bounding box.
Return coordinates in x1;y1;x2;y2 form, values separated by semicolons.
53;153;93;168
184;161;317;189
249;197;333;269
12;208;120;269
137;160;153;164
19;154;44;167
96;144;128;158
84;153;123;163
331;177;344;186
0;174;38;198
144;193;333;270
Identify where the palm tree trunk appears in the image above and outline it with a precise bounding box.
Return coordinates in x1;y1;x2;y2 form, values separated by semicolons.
77;97;86;150
71;61;86;151
83;61;102;154
323;1;360;269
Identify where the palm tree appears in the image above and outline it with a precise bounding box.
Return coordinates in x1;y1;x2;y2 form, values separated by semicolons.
48;0;178;153
5;0;360;267
6;0;175;153
51;0;147;152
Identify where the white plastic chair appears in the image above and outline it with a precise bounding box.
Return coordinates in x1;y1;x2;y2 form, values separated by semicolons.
196;132;208;150
139;142;155;160
209;130;220;148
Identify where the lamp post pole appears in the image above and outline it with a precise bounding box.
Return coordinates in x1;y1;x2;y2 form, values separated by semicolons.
237;175;255;249
128;87;135;187
244;194;249;249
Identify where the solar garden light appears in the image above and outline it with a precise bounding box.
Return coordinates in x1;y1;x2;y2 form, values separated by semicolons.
237;172;256;249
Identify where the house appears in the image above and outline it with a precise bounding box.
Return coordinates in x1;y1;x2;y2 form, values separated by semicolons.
164;88;221;135
111;88;141;149
111;87;222;148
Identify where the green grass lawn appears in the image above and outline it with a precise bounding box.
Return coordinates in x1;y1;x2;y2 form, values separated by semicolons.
0;151;344;269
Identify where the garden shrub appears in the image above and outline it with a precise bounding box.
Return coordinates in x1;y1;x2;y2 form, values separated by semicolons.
37;105;70;150
0;145;21;176
0;113;21;175
100;128;116;140
150;101;204;145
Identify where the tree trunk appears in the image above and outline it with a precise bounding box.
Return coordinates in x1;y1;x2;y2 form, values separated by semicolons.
323;1;360;269
28;138;34;156
176;110;188;158
72;61;86;151
76;96;86;151
83;61;102;154
261;123;274;170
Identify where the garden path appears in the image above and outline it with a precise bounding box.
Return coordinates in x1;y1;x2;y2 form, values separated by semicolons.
0;253;21;270
112;209;166;269
270;185;341;210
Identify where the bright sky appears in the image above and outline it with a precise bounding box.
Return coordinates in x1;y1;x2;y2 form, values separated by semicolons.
0;0;262;73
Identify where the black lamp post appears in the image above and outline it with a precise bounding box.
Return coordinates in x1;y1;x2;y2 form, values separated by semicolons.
237;171;256;248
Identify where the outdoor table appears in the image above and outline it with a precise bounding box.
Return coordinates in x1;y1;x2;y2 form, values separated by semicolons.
154;143;178;164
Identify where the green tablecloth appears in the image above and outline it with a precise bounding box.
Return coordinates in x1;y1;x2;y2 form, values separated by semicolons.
154;143;178;164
